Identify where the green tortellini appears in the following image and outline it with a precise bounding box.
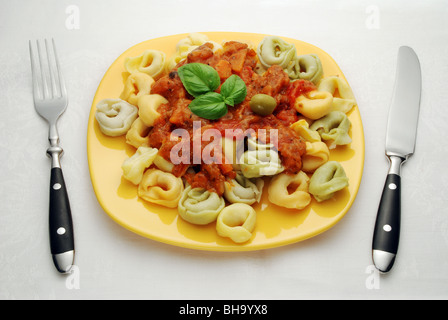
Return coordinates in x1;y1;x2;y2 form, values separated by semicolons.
224;173;264;205
310;111;352;149
286;54;323;84
178;186;225;225
239;139;284;178
257;36;297;69
309;161;349;202
257;36;323;84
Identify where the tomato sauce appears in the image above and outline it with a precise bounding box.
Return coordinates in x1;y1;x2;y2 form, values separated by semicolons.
149;42;315;195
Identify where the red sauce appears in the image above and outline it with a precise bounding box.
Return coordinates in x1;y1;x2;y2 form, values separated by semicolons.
149;42;315;195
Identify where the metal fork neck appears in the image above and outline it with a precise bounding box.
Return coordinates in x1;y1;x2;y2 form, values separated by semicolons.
47;145;63;168
49;123;60;147
47;122;63;168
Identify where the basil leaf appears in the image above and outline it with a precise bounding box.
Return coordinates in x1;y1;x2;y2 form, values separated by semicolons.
223;96;235;107
220;74;247;106
178;63;221;98
188;92;228;120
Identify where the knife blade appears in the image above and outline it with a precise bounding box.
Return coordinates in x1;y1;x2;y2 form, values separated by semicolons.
372;46;422;273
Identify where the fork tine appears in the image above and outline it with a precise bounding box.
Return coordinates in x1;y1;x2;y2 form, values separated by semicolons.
45;39;58;98
36;39;50;99
29;40;41;100
52;39;67;98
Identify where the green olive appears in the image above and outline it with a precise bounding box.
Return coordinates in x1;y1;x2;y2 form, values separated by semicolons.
249;94;277;116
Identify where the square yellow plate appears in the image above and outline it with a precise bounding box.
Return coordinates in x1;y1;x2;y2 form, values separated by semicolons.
87;32;365;251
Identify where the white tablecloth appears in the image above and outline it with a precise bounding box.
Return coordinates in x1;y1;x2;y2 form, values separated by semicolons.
1;0;447;300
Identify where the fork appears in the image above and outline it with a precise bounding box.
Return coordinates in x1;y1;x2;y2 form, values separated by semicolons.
29;39;75;274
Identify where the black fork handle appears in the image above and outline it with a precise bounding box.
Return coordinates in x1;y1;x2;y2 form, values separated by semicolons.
47;146;75;273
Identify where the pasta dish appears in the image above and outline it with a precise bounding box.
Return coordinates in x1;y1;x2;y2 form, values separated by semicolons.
94;33;357;244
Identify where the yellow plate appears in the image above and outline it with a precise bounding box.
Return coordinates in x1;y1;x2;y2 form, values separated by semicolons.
87;32;365;251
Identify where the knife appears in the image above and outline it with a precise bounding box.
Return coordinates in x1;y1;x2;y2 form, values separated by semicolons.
372;46;422;273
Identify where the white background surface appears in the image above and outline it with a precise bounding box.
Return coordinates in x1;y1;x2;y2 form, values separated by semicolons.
1;0;447;300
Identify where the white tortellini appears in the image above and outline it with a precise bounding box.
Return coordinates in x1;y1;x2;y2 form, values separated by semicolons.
310;111;352;149
239;139;284;178
286;54;323;84
167;33;222;71
257;35;297;69
293;90;334;120
216;203;256;244
224;173;264;205
121;146;158;185
318;76;357;114
178;186;225;225
138;169;184;208
124;50;166;79
268;171;311;210
309;161;349;202
125;117;150;148
138;94;168;127
95;99;138;137
120;72;155;106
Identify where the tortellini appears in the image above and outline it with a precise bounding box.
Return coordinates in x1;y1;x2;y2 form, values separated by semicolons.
153;154;175;173
289;119;330;172
257;36;297;69
293;90;334;120
257;36;323;85
310;111;352;149
167;33;222;71
124;50;166;79
178;186;225;225
268;171;311;210
216;203;256;243
125;117;150;148
95;99;138;137
138;94;168;127
318;76;357;114
309;161;349;202
286;54;323;84
120;72;155;106
224;173;264;205
290;119;321;142
239;139;284;178
138;169;184;208
221;137;244;171
302;141;330;173
122;146;158;185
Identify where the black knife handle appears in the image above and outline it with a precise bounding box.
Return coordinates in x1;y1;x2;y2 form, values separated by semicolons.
49;166;75;273
372;155;404;273
373;173;401;252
